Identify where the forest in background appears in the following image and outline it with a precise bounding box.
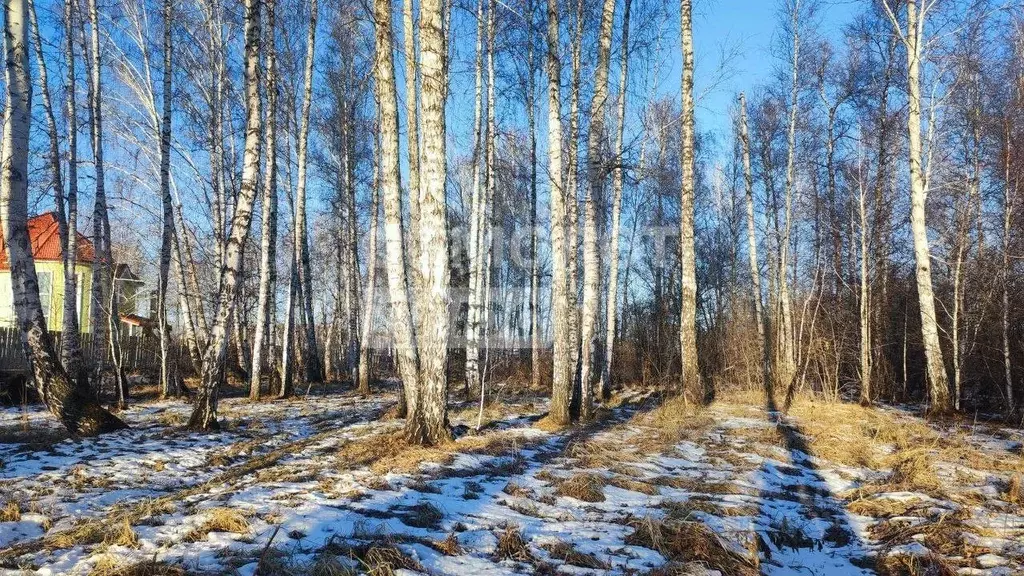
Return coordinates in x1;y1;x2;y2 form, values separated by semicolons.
0;0;1023;441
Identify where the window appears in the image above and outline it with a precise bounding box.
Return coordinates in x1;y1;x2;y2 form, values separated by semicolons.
38;270;52;321
0;273;12;326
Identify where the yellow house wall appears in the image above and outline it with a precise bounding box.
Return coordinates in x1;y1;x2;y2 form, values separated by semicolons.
0;260;92;333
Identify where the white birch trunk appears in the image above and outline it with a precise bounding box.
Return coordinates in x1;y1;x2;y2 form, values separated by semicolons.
579;0;616;420
545;0;571;424
188;0;264;429
408;0;451;445
372;0;420;421
678;0;699;401
600;0;631;400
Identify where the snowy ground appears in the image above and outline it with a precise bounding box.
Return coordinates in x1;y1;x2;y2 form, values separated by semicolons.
0;388;1022;575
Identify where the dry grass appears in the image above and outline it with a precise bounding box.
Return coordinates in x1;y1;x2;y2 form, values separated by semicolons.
847;496;926;518
625;517;758;576
553;473;606;503
664;498;756;519
391;501;443;530
1001;475;1023;505
184;507;250;542
337;429;538;476
494;524;534;562
431;533;463;556
88;558;188;576
359;545;424;575
883;448;943;493
1;499;21;522
875;551;957;576
104;519;140;548
541;540;608;569
607;475;660;496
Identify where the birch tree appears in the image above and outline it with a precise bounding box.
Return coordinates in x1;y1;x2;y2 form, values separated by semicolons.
546;0;572;425
678;0;699;401
407;0;452;445
372;0;420;424
579;0;616;420
880;0;951;412
28;0;85;388
293;0;323;385
739;93;769;394
600;0;631;400
188;0;264;430
250;0;279;400
1;0;125;435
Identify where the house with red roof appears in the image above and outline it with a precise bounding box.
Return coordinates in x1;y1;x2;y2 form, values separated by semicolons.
0;212;149;335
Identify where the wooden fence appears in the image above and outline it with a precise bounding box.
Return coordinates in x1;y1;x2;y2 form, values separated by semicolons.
0;327;176;376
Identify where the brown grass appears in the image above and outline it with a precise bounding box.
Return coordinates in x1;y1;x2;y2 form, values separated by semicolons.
494;524;533;562
625;517;758;576
875;551;957;576
1002;475;1023;505
1;500;21;522
541;540;608;569
104;519;140;548
554;473;606;503
391;501;443;530
184;508;250;542
884;448;942;493
88;558;187;576
607;475;660;496
431;533;463;556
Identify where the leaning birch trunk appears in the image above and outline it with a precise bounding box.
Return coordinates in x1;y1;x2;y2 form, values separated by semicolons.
882;0;950;412
465;0;486;396
678;0;699;401
85;0;112;393
250;0;279;400
294;0;323;385
600;0;631;401
1;0;125;435
188;0;263;430
527;0;541;390
408;0;452;446
579;0;616;420
546;0;572;425
156;0;177;398
30;0;85;389
739;93;769;396
358;183;380;395
372;0;420;420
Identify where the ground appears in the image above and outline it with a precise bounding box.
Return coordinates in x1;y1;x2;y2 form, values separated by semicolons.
0;386;1022;575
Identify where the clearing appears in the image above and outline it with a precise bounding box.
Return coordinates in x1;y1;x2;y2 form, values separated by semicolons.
1;388;1023;575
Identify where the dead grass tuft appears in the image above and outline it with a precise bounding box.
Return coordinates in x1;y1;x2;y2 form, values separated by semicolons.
1000;475;1022;505
875;551;957;576
554;473;606;503
607;475;660;496
1;500;21;522
664;498;755;519
104;519;140;548
494;524;534;562
392;501;444;530
541;540;608;569
884;448;942;493
846;496;925;518
431;533;463;556
361;545;423;575
625;517;758;576
184;507;250;542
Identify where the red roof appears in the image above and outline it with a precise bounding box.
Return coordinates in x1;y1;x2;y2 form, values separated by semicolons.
0;212;96;270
